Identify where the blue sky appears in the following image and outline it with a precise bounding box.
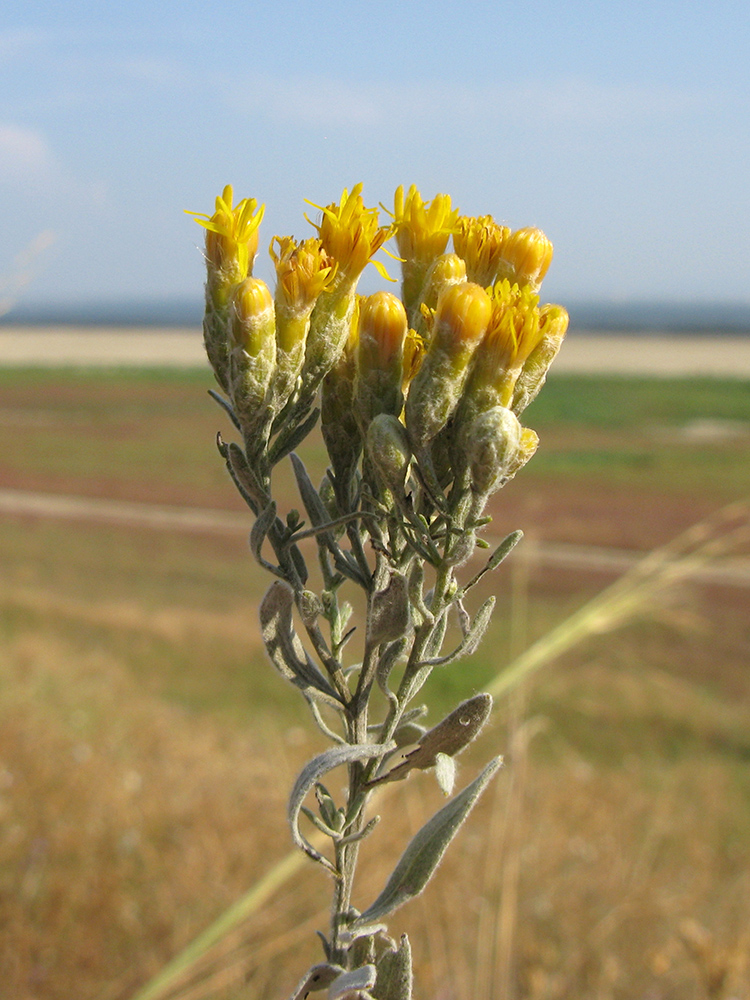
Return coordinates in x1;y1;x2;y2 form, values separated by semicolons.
1;0;749;311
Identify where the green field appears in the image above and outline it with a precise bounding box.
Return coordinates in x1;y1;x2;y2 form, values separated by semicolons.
1;368;749;1000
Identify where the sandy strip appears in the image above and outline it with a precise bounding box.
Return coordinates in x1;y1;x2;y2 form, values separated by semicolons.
0;327;750;376
2;487;748;589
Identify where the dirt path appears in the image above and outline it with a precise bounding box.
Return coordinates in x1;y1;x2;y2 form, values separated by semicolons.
2;486;748;588
1;327;750;376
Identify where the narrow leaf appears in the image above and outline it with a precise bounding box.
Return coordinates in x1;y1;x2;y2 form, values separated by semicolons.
290;452;335;536
367;572;411;645
366;694;492;787
260;581;343;708
423;597;495;666
290;452;367;585
208;388;241;431
328;965;376;1000
250;501;283;576
355;757;503;924
286;964;343;1000
271;406;320;465
289;743;394;872
463;529;523;593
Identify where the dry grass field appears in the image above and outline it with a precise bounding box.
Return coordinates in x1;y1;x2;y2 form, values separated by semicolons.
1;368;749;1000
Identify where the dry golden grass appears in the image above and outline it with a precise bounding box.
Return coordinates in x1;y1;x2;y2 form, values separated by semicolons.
2;560;749;1000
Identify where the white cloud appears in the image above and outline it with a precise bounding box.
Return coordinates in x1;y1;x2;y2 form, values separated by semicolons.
0;124;54;180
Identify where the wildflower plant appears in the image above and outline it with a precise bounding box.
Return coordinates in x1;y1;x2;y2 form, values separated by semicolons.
189;183;568;999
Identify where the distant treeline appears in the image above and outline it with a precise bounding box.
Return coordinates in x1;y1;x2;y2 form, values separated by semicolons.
3;298;750;334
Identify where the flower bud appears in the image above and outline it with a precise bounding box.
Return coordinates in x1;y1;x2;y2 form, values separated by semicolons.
453;215;510;287
411;253;467;338
231;278;274;356
228;278;277;438
405;282;491;451
496;227;553;291
355;291;408;427
504;426;539;480
366;413;412;499
187;186;266;390
511;304;569;415
464;406;523;496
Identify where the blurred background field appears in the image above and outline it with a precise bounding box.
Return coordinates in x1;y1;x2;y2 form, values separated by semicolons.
1;365;749;1000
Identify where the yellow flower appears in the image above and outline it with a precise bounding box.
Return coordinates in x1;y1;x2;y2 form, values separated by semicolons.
453;215;510;287
392;186;460;321
306;184;393;284
402;326;427;390
270;236;337;316
187;184;265;283
511;303;569;414
392;185;458;264
462;280;545;412
486;281;544;367
497;227;553;291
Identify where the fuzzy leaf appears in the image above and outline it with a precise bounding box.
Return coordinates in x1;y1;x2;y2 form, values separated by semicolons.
291;453;335;539
355;757;503;924
271;406;321;465
227;440;267;506
208;388;241;431
366;693;492;787
367;572;411;646
289;743;395;872
328;965;376;1000
374;935;413;1000
260;581;342;708
287;963;343;1000
290;452;367;585
463;529;524;593
424;597;495;666
250;501;283;575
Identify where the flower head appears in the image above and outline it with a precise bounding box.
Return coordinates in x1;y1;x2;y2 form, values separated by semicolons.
460;280;545;414
497;227;553;291
392;185;459;265
270;236;338;315
484;280;545;371
453;215;510;287
188;185;265;286
306;184;393;284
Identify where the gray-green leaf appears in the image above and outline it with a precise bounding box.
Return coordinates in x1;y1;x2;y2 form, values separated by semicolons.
366;694;492;787
260;581;343;708
289;743;394;873
328;965;376;1000
367;572;411;646
424;597;495;666
354;757;503;924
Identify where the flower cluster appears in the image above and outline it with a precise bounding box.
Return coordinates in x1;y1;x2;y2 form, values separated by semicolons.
190;184;567;532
